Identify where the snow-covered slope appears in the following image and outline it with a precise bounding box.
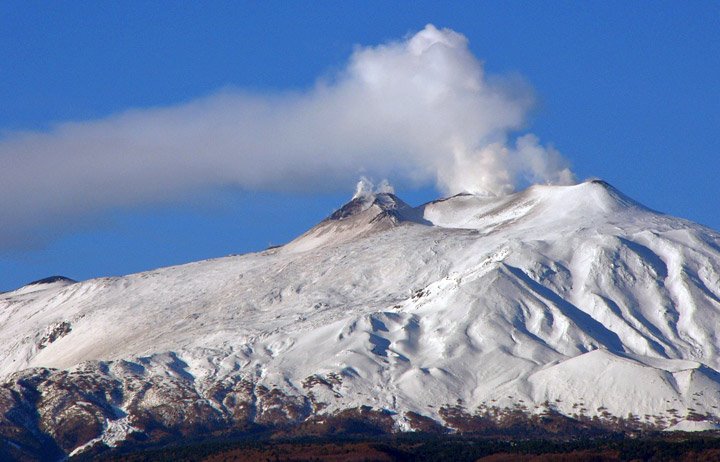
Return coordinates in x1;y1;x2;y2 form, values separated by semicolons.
3;179;720;457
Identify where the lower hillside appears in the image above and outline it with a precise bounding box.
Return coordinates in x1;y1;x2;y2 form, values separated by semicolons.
1;359;718;460
72;432;720;462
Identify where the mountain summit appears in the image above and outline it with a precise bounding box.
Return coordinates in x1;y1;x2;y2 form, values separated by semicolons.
286;191;428;252
2;180;720;458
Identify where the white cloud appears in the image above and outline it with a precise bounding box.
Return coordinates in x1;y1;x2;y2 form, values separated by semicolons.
0;24;574;249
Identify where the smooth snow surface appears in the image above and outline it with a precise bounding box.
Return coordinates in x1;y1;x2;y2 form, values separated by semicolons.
3;180;720;428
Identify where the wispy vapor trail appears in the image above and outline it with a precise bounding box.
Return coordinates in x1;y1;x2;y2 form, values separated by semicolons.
0;24;573;249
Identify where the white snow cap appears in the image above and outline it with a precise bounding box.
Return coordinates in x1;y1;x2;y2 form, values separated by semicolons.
0;24;574;249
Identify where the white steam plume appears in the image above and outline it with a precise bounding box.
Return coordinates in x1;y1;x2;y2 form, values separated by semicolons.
352;177;395;200
0;24;574;249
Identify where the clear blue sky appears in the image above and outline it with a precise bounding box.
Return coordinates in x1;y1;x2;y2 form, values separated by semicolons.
1;2;719;291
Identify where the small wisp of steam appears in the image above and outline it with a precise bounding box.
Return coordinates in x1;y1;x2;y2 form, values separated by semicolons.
352;177;395;200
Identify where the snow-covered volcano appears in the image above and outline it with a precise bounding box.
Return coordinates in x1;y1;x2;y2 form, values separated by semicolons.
3;179;720;458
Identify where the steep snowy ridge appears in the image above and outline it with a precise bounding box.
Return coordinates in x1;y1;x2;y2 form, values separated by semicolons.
2;179;720;458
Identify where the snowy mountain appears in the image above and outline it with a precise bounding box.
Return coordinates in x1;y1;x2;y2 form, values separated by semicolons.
2;179;720;459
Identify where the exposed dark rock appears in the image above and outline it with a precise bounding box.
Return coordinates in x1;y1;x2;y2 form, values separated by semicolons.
37;322;72;350
0;361;700;460
26;276;77;286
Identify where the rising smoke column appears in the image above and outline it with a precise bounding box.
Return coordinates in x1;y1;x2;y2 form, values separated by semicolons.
0;24;574;249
